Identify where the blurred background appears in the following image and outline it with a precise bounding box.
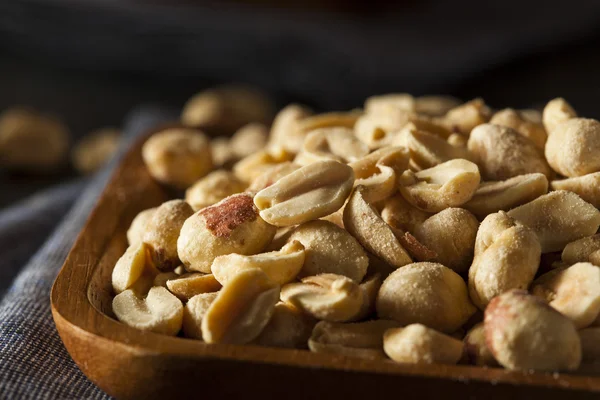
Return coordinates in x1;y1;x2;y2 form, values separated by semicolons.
1;0;600;208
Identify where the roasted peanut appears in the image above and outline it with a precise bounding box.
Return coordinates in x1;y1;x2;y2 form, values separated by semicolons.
309;319;400;360
380;194;432;233
72;128;120;174
468;211;540;310
295;127;369;166
546;118;600;177
552;172;600;209
296;111;362;133
438;98;490;135
354;110;414;149
484;290;581;371
414;208;479;273
112;242;155;294
414;95;461;117
143;200;194;271
377;262;476;333
202;268;279;344
489;108;547;149
398;159;480;213
253;302;316;349
407;129;471;169
542;97;577;135
447;133;468;148
185;170;246;211
562;234;600;266
508;191;600;253
127;207;156;246
233;146;294;184
248;162;301;193
153;271;179;288
353;273;382;321
468;124;551;180
178;193;275;273
464;323;498;366
254;160;354;227
182;292;219;339
268;104;313;153
166;273;222;301
383;324;464;365
463;173;548;219
113;287;183;336
230;123;269;159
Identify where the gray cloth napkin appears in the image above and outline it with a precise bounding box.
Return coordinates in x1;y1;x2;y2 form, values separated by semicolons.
0;106;173;399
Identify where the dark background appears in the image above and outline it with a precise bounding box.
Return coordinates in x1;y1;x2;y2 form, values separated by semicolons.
1;0;600;207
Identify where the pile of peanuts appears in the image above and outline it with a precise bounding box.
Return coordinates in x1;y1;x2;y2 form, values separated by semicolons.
112;88;600;373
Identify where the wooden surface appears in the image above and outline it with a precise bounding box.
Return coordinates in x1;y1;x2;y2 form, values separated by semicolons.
51;132;600;400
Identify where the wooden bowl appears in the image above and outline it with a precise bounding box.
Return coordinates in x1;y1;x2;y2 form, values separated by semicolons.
51;132;600;400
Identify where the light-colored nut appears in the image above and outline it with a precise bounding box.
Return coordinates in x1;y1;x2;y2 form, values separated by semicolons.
0;108;69;172
166;273;222;301
542;97;577;135
395;232;438;262
309;319;400;360
447;133;468;148
201;268;279;344
253;160;354;227
280;274;363;322
545;118;600;177
178;193;276;273
380;194;432;233
468;124;551;180
296;111;362;133
112;287;183;336
439;98;490;135
142;128;212;189
508;191;600;253
287;220;368;282
414;95;461;117
233;146;294;184
248;162;301;193
211;240;305;286
253;302;316;349
126;207;156;246
468;211;540;310
383;324;464;365
464;323;498;366
143;200;194;271
112;242;154;294
578;327;600;363
489;108;547;149
72;128;120;174
562;234;600;266
182;292;219;339
552;172;600;209
349;146;410;203
354;110;414;149
414;208;479;273
230;123;269;159
463;173;549;219
398;159;480;213
484;290;581;371
365;93;415;115
353;273;382;321
185;170;247;211
532;263;600;329
394;119;454;148
153;271;179;288
268;104;313;153
377;262;476;333
295;127;369;166
407;129;471;169
520;109;543;124
343;186;412;269
210;137;233;167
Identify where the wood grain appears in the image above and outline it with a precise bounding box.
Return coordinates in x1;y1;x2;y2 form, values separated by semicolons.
51;131;600;400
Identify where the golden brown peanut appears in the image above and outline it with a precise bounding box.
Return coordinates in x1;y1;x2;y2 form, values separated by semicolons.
166;273;222;301
463;173;548;219
254;160;354;227
489;108;547;149
287;220;368;282
143;200;194;271
414;208;479;273
182;292;219;339
352;273;382;321
377;262;476;333
178;193;276;273
414;95;461;117
383;324;464;365
484;290;581;371
280;274;363;322
532;263;600;329
185;170;246;211
464;323;498;366
365;93;415;115
296;111;362;133
113;287;183;336
468;124;552;180
112;242;153;294
546;118;600;177
562;234;600;266
252;302;316;349
354;110;414;149
230;123;269;159
398;159;480;213
552;172;600;209
142;128;212;189
72;128;120;174
211;240;305;286
248;162;301;193
309;320;400;360
0;108;69;172
233;146;294;184
202;268;279;344
126;207;156;246
380;194;432;233
210;137;233;167
396;232;437;262
508;191;600;253
343;186;412;269
439;98;490;135
578;328;600;363
295;127;369;166
181;86;273;132
542;97;577;135
268;104;313;153
407;129;471;169
468;211;540;310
